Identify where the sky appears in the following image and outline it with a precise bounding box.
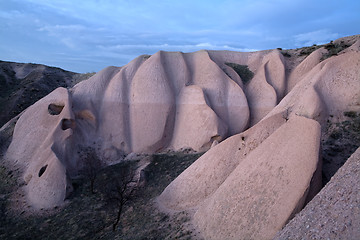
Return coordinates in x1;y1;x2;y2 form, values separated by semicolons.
1;0;359;73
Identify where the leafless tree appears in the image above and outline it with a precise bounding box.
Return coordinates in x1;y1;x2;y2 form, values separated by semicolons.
106;165;138;231
78;146;102;194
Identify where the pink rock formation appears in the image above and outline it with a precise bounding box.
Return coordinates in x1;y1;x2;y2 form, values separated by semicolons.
6;88;74;208
170;85;228;151
286;47;327;93
157;35;360;239
274;147;360;240
193;115;321;240
4;34;360;229
159;111;287;210
245;61;277;125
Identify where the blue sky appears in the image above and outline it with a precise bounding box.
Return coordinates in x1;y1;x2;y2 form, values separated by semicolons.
1;0;359;73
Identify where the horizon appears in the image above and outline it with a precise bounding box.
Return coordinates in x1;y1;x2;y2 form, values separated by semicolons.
1;0;360;73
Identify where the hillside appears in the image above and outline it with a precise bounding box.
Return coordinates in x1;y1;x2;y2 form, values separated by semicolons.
0;61;94;127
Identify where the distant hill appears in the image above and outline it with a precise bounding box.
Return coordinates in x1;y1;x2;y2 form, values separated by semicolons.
0;61;94;127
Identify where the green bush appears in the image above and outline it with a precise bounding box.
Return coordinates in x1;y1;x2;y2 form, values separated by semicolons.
281;51;291;58
321;40;351;61
299;46;320;56
225;62;254;84
344;111;357;118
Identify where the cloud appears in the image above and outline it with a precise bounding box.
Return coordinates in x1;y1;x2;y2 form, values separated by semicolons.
97;43;257;55
1;0;359;73
38;24;87;32
37;23;109;49
294;29;339;47
37;24;85;49
0;9;22;20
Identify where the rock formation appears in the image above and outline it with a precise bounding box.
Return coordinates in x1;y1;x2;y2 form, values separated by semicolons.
3;35;360;238
274;147;360;240
158;35;360;239
192;115;322;240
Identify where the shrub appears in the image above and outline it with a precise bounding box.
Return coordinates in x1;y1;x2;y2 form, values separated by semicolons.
225;62;254;85
321;40;351;61
299;46;319;56
281;51;291;58
344;111;357;118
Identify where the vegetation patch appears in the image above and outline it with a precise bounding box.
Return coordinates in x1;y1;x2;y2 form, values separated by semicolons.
322;112;360;185
0;151;203;239
344;111;357;118
281;51;291;58
0;163;17;227
0;117;17;157
225;62;254;85
320;40;351;61
298;45;321;56
0;165;16;195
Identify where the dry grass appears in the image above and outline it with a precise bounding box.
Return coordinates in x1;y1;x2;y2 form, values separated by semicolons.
0;151;203;239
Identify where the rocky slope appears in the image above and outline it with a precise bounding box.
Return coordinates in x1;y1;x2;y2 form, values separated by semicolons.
1;35;359;239
274;147;360;240
0;61;94;127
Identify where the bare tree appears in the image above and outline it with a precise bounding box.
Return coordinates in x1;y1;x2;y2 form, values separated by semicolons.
78;146;102;194
106;165;138;231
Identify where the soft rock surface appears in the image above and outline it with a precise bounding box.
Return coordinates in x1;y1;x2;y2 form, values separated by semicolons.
4;34;360;237
192;115;321;240
274;147;360;240
158;35;360;239
159;114;323;239
6;49;286;208
159;111;288;210
6;88;74;208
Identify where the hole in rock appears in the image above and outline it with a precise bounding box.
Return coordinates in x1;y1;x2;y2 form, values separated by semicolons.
61;119;75;130
38;165;48;177
48;104;64;115
211;135;222;143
